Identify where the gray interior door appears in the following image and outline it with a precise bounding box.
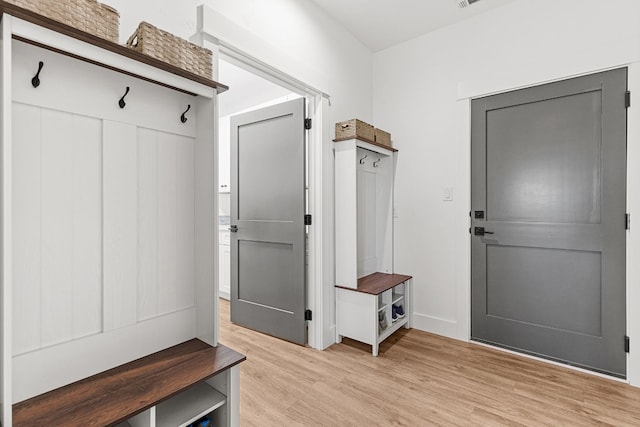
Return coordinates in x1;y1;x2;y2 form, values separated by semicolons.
471;69;627;377
230;98;307;345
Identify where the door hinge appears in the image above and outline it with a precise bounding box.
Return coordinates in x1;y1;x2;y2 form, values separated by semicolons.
304;118;312;130
305;309;312;321
468;227;471;234
625;91;631;108
304;214;312;225
626;213;631;230
625;336;630;353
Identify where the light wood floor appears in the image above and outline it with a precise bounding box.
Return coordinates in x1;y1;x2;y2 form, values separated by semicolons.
219;299;640;426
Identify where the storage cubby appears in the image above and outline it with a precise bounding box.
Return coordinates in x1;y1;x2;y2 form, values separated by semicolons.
155;382;226;427
337;273;412;356
334;137;412;355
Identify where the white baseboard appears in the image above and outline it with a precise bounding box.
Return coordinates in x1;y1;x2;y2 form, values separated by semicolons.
411;312;458;340
219;290;230;300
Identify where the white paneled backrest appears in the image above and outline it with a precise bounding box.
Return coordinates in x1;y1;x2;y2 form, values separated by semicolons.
103;120;138;331
12;102;41;355
334;140;358;289
138;128;160;322
375;151;394;275
13;105;104;354
0;15;13;426
356;146;394;277
194;96;216;346
10;39;204;402
357;147;378;277
175;133;196;311
335;139;395;289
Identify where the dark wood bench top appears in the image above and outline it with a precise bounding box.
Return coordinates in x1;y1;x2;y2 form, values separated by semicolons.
13;339;246;426
336;272;412;295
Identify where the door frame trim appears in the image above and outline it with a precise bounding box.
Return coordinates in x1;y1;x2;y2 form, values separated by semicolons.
457;62;640;386
191;6;331;350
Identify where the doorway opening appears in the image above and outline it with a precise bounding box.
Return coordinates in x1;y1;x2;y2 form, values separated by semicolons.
217;58;312;344
192;4;330;350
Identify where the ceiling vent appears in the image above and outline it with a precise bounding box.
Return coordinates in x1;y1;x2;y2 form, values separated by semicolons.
457;0;480;8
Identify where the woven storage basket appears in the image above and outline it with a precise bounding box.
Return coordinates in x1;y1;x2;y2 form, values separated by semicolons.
335;119;375;142
374;128;392;148
5;0;119;43
126;22;213;80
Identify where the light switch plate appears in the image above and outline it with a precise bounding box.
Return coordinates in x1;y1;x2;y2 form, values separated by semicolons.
442;186;453;201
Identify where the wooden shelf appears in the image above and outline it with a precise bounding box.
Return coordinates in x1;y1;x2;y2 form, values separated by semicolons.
379;316;409;341
0;1;228;95
333;136;398;152
336;272;412;295
156;382;226;427
392;293;405;305
12;340;246;426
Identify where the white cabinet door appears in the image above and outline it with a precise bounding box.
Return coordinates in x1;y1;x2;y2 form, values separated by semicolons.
218;116;231;192
219;230;231;300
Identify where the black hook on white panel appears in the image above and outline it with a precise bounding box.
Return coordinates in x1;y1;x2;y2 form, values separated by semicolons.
373;158;381;168
31;61;44;88
119;86;130;109
180;104;191;123
359;154;367;165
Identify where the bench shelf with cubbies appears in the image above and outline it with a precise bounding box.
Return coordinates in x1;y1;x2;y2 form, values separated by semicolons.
336;272;412;356
13;339;245;426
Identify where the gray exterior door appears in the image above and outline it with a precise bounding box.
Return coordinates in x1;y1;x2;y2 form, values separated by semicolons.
471;69;627;377
230;98;307;345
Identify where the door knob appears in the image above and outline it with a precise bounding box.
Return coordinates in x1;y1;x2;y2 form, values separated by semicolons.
229;225;238;232
474;227;494;236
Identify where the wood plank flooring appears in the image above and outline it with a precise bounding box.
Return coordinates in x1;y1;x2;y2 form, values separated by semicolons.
219;299;640;426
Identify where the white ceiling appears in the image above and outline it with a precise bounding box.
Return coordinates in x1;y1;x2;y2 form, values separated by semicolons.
309;0;516;52
218;0;518;113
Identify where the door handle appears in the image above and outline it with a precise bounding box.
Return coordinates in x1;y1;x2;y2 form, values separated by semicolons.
229;225;238;232
474;227;494;236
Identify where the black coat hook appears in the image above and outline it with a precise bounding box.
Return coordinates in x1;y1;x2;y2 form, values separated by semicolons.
180;104;191;123
359;154;367;165
31;61;44;88
119;86;130;109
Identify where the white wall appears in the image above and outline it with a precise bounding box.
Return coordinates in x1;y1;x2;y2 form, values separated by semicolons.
373;0;640;384
104;0;373;124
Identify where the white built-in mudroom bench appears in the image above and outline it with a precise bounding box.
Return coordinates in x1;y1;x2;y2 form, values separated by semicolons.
0;2;244;426
334;136;412;356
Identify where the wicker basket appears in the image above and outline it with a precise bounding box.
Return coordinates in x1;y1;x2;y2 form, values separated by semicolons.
374;128;392;148
5;0;119;43
126;22;213;80
335;119;375;142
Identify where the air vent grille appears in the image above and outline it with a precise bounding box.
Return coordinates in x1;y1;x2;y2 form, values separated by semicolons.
457;0;480;7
